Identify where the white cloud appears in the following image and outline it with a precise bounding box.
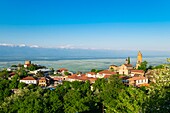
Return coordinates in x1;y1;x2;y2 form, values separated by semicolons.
18;44;26;47
29;45;39;48
0;43;39;48
55;44;113;50
0;43;15;47
57;45;75;49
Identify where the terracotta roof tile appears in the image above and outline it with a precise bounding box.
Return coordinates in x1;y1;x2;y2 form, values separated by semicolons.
128;76;147;81
53;77;62;81
104;75;111;78
10;72;16;76
130;69;144;73
21;76;36;80
124;64;133;67
58;68;68;71
67;74;97;83
39;77;46;80
98;70;116;75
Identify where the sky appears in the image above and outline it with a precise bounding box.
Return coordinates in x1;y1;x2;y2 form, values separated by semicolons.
0;0;170;51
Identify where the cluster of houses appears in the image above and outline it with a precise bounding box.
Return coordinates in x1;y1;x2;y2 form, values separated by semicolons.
19;76;49;87
18;51;149;88
19;66;69;87
112;51;149;87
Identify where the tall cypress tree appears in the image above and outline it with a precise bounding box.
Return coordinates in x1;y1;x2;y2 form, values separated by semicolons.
128;57;130;64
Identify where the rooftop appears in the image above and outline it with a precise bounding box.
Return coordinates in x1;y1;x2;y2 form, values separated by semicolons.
21;76;36;80
128;76;147;81
98;70;116;75
57;68;68;72
124;64;133;67
39;77;46;80
130;69;144;73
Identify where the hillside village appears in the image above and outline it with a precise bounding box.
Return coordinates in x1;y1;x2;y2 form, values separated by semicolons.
5;51;150;90
1;51;170;113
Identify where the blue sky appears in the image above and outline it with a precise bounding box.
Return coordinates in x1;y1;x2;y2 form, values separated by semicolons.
0;0;170;51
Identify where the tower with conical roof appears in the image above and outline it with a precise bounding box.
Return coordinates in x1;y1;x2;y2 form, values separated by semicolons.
136;51;142;69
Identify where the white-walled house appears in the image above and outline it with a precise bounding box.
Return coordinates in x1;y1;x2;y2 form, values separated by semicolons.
126;76;148;87
86;72;96;78
130;69;145;77
20;76;37;85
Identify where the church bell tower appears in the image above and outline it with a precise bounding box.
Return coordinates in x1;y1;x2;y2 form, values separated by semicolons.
136;51;142;69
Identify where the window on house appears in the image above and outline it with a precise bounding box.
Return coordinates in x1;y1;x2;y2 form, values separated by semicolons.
139;80;142;83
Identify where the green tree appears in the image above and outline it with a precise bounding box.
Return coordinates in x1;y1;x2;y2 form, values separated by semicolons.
18;82;26;89
11;65;17;67
138;61;148;72
17;69;28;78
36;71;44;77
27;84;36;89
71;81;83;90
92;78;107;93
91;69;96;72
0;79;11;103
152;64;164;69
101;76;145;113
64;71;70;76
64;90;89;113
10;74;19;89
91;69;102;73
27;64;38;71
128;57;131;64
143;67;170;113
48;91;63;112
0;70;9;79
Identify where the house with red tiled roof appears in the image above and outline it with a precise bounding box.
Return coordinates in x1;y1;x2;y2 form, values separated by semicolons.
66;74;81;82
103;75;111;79
56;68;73;76
130;69;145;76
125;76;149;87
57;68;68;73
88;78;97;83
20;76;37;84
65;74;98;83
97;70;116;78
52;77;63;86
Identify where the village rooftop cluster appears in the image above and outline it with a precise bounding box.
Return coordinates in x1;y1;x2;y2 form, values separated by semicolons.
7;51;149;89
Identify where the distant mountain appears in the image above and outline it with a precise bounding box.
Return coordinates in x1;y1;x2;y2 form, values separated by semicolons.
0;45;170;61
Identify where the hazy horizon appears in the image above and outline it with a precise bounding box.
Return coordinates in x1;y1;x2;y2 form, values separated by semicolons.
0;45;169;72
